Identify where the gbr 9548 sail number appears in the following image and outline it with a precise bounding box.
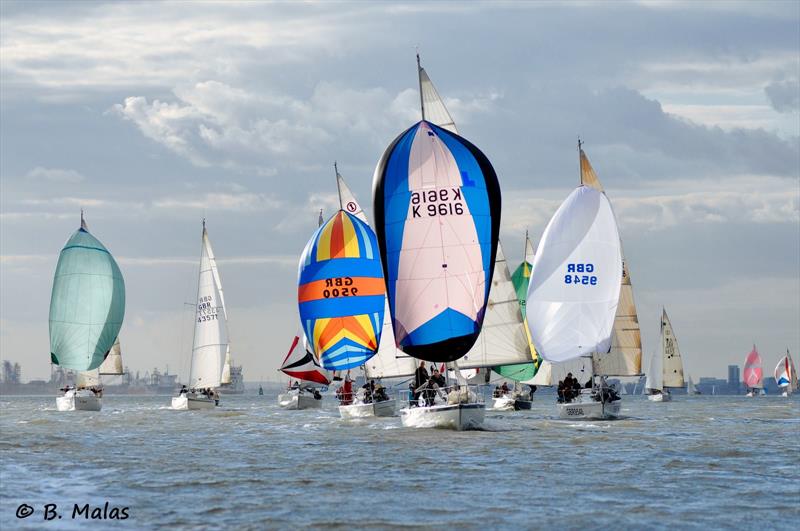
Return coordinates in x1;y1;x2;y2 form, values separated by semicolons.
564;263;597;285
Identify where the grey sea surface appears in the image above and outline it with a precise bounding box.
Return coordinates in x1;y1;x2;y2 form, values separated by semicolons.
1;392;798;530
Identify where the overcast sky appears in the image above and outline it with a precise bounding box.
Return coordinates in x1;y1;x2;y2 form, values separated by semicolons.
1;1;798;382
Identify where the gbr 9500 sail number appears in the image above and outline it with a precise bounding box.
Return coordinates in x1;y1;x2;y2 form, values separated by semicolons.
564;263;597;286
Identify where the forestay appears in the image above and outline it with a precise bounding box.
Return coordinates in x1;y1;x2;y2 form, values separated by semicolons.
373;120;501;362
189;223;228;389
49;216;125;372
298;211;385;371
526;186;622;363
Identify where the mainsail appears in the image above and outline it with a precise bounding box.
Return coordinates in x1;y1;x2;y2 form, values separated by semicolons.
98;337;124;376
743;345;763;389
774;350;796;392
580;147;642;376
457;242;532;369
372;120;502;362
660;309;685;388
298;210;385;371
76;369;100;388
280;333;331;385
417;54;458;134
49;213;125;371
526;185;623;363
220;349;232;385
336;168;417;379
189;221;228;389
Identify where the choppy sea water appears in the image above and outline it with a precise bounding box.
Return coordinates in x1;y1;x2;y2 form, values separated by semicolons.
1;392;798;530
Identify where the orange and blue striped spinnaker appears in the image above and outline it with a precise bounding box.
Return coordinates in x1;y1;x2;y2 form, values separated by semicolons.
297;210;386;371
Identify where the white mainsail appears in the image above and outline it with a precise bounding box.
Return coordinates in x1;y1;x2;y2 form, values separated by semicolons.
686;376;698;395
189;222;228;389
661;309;685;388
76;369;100;388
336;166;417;379
417;54;458;134
526;185;623;363
458;242;532;369
98;337;124;375
580;148;642;376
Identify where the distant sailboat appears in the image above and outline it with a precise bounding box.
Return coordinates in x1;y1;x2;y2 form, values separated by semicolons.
336;167;410;419
774;350;797;397
51;212;125;412
645;309;685;402
373;55;500;429
172;220;228;410
526;156;624;420
278;333;330;409
686;376;700;395
743;345;763;397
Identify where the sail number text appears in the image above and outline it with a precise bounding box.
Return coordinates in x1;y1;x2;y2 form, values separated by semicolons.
564;263;597;286
323;277;359;298
197;295;219;322
410;189;464;218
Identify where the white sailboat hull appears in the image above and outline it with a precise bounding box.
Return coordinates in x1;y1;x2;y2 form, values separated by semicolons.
171;394;216;410
781;391;790;397
490;396;516;411
399;403;485;431
278;392;323;410
647;392;671;402
339;399;396;419
557;396;621;420
56;390;101;412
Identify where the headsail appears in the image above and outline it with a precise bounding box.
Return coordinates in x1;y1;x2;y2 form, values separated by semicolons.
298;211;385;371
660;309;685;388
686;376;698;395
280;333;331;385
76;369;100;388
417;54;458;134
580;147;642;376
336;164;367;222
189;221;228;389
98;337;124;376
220;348;232;384
373;120;501;362
49;214;125;371
457;243;532;369
743;345;763;389
525;186;623;363
645;348;662;392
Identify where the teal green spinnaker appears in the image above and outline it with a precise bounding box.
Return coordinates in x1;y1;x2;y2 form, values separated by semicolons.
49;219;125;371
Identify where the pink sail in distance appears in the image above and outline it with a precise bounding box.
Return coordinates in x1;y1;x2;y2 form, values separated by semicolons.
743;345;763;389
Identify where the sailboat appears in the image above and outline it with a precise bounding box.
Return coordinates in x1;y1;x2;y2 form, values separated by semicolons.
645;309;685;402
743;345;763;397
686;376;700;395
172;220;228;410
526;158;624;419
373;55;501;430
98;337;124;378
51;212;125;412
335;167;411;419
774;349;796;397
278;333;330;409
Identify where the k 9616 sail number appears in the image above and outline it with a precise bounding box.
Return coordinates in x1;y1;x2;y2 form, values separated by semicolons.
410;188;464;218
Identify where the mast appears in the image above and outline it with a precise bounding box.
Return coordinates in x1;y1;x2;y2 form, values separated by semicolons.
189;218;204;388
577;138;583;186
417;52;425;120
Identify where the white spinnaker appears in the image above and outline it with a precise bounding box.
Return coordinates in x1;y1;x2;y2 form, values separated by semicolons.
336;169;417;380
661;309;685;388
645;348;663;392
76;369;100;387
418;65;458;134
458;242;532;369
98;337;124;375
526;186;622;363
189;227;228;389
580;149;642;376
